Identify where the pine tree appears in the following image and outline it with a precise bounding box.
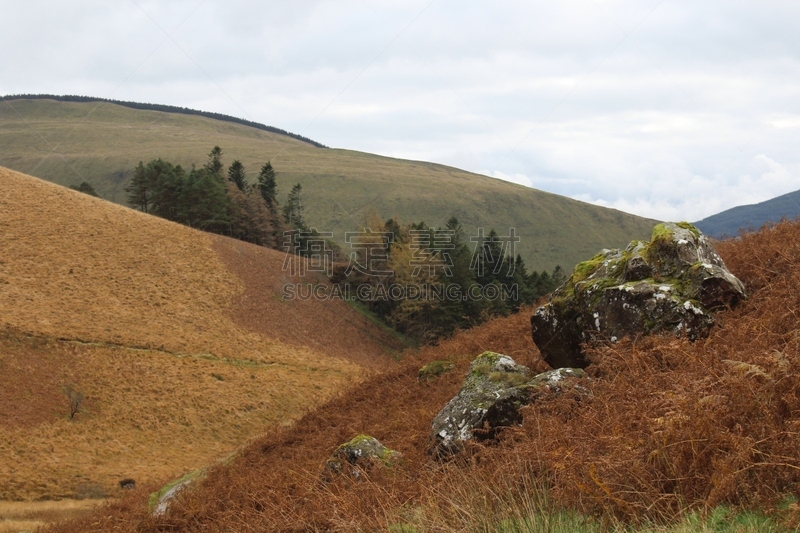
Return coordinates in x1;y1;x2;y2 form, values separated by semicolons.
551;265;566;287
257;161;278;213
438;216;486;333
511;254;535;307
147;159;186;221
204;146;224;178
476;229;505;286
178;167;231;232
125;161;150;212
227;160;247;192
282;183;307;230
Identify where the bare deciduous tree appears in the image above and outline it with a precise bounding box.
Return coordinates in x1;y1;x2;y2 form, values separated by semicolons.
63;384;84;420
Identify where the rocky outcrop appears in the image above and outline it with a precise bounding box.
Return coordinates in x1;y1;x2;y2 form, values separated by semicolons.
531;222;746;369
428;351;587;457
322;434;400;480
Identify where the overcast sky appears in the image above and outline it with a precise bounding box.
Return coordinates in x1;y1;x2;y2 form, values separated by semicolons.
2;0;799;221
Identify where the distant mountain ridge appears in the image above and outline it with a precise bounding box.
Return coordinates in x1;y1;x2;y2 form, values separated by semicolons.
694;189;800;238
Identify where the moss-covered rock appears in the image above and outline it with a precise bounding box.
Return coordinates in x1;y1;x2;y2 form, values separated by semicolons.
525;367;589;396
428;352;588;458
418;360;455;381
150;469;204;517
531;222;746;368
322;434;400;480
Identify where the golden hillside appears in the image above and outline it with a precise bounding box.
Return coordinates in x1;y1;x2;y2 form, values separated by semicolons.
0;166;402;501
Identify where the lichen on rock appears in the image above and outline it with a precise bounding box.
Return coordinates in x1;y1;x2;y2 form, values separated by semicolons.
428;352;588;458
531;222;747;369
322;434;399;480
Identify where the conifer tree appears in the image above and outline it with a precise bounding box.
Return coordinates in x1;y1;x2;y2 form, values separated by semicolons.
227;160;247;192
257;161;278;213
179;167;231;232
282;183;307;230
146;159;185;221
204;146;224;178
125;161;150;212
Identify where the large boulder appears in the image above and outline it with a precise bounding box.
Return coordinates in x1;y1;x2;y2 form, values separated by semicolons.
531;222;746;369
428;351;587;457
322;434;400;480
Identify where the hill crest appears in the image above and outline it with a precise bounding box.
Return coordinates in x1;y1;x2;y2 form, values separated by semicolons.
0;93;326;148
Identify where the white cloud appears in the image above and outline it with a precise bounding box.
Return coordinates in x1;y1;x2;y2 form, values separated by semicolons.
1;0;800;222
571;154;800;221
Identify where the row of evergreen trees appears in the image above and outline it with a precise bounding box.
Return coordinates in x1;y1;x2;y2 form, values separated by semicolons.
332;214;565;343
123;147;567;344
125;147;302;248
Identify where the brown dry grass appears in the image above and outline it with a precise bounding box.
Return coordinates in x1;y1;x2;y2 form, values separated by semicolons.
0;332;355;501
48;220;800;532
0;166;390;366
0;167;399;505
0;500;102;533
212;238;408;368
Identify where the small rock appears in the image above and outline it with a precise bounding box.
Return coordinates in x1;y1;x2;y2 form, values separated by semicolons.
322;434;400;480
153;479;193;517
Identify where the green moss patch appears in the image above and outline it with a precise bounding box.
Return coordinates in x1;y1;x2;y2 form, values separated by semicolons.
418;360;455;381
676;221;701;239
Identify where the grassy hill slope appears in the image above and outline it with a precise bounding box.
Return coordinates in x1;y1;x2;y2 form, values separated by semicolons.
0;167;404;501
0;97;658;272
54;221;800;532
694;188;800;238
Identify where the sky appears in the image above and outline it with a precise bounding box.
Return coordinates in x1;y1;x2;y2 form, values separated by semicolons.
2;0;799;221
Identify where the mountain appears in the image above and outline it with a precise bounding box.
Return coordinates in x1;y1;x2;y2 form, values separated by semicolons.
0;96;658;272
694;188;800;238
0;166;406;502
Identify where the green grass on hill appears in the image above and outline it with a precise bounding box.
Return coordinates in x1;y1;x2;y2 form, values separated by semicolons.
0;97;658;271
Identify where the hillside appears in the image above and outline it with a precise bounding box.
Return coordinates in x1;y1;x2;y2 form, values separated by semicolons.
694;188;800;238
0;97;658;272
51;220;800;532
0;166;406;503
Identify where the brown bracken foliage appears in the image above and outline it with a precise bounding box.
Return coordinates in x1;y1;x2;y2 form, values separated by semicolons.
48;220;800;532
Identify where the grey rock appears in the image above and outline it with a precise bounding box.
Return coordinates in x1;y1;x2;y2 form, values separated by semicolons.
428;351;588;458
531;222;746;369
153;478;193;517
322;434;399;480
